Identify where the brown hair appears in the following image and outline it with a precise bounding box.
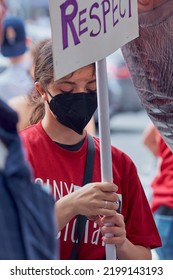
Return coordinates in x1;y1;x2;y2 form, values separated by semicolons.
34;39;54;87
28;39;52;125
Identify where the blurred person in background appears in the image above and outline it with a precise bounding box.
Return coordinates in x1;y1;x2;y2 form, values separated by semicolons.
123;0;173;259
0;15;33;102
143;123;173;259
7;39;48;131
0;0;58;260
122;0;173;152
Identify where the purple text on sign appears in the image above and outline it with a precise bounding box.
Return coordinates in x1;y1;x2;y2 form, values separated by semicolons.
60;0;132;50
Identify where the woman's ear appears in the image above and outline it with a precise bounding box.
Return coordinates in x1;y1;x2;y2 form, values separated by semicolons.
35;82;48;101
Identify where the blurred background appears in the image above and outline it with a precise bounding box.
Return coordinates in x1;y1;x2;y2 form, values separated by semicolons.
0;0;156;200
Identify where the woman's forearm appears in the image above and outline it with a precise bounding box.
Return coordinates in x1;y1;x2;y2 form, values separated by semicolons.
55;192;77;231
117;238;151;260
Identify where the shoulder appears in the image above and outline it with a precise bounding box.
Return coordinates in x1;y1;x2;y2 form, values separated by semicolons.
8;95;28;107
8;96;32;127
20;122;41;144
8;95;31;114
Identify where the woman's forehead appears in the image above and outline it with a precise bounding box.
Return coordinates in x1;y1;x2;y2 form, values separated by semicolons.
55;64;95;84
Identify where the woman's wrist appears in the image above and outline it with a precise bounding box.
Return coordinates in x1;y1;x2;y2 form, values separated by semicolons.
55;192;78;230
69;191;79;216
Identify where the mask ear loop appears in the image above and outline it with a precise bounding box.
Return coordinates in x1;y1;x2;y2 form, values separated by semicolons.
46;90;53;105
47;90;53;98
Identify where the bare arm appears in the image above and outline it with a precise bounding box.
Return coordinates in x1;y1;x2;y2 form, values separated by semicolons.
117;241;151;260
8;96;32;131
142;123;159;156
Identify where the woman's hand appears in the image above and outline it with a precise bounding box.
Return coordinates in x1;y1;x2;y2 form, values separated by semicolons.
73;182;119;218
55;182;119;231
98;214;126;247
97;214;152;259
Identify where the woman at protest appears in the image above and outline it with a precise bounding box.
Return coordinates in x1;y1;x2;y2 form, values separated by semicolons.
20;39;161;260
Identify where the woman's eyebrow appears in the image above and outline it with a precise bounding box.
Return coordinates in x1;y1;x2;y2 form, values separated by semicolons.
57;79;96;85
56;81;75;85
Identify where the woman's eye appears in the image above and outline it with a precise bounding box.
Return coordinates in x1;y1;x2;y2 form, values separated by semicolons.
61;91;72;94
59;88;73;93
87;89;96;93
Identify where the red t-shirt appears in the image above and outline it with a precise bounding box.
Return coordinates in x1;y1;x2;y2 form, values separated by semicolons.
20;121;161;259
151;136;173;212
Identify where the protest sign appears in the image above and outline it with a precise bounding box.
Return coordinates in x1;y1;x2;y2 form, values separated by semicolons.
49;0;138;80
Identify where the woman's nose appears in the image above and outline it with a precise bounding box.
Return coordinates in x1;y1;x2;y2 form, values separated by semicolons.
75;87;86;93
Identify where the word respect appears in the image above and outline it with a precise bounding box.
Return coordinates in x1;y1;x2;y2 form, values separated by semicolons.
60;0;132;50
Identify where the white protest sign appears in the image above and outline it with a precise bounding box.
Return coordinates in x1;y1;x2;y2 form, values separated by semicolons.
49;0;138;80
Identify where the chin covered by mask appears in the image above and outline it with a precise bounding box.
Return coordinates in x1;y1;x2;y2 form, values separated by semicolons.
122;0;173;152
47;91;97;135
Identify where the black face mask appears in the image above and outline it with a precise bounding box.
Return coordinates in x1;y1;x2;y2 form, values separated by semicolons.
47;91;97;135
